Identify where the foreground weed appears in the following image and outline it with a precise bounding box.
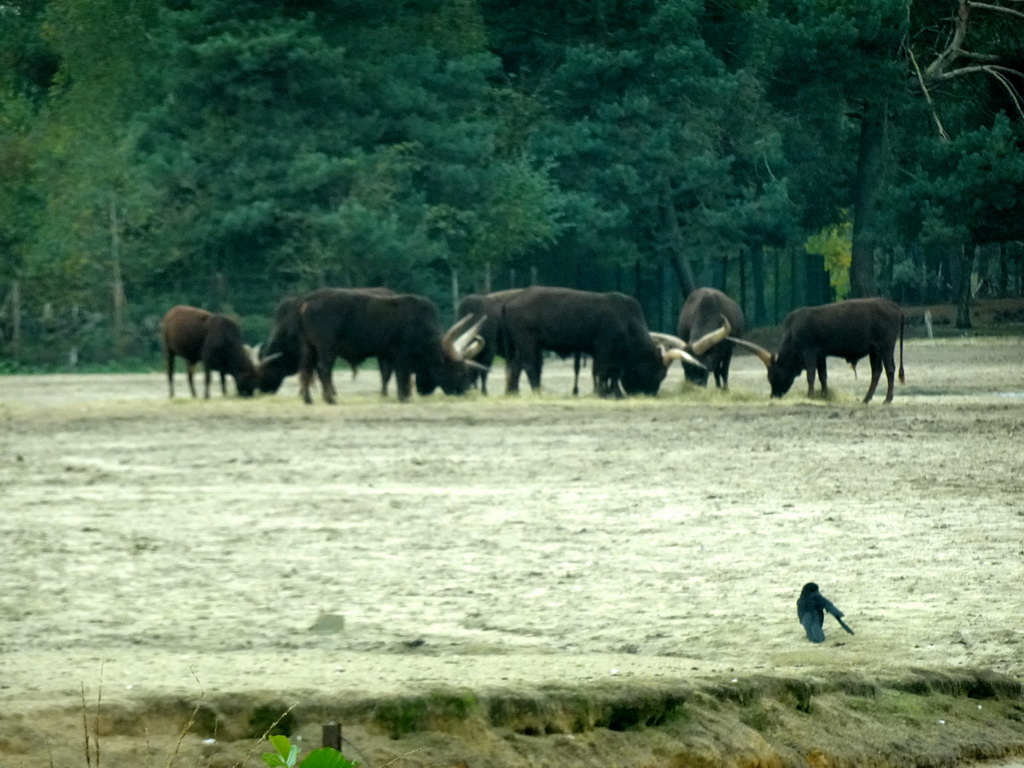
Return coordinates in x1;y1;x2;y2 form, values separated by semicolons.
262;734;358;768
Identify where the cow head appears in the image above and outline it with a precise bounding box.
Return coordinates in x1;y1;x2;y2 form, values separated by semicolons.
231;346;260;397
637;316;731;393
620;352;670;396
728;337;797;398
429;314;489;395
239;344;282;397
256;343;295;393
618;318;729;396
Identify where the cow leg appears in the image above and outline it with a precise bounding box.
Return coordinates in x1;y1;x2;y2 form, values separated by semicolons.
219;371;228;397
298;366;314;405
804;367;816;398
203;367;212;399
863;351;884;404
378;358;392;396
713;360;725;389
816;358;828;398
505;354;521;394
525;348;543;392
185;363;198;398
298;342;317;405
717;352;732;390
572;353;581;396
395;367;413;402
882;351;896;404
317;355;336;404
480;370;489;396
593;358;618;398
166;352;176;398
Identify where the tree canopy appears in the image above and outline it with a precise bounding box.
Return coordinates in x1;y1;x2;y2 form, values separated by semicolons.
1;0;1022;361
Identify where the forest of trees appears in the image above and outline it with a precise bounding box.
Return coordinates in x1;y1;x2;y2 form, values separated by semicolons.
1;0;1023;365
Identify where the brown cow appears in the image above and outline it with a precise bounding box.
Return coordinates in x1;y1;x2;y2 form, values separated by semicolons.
296;289;487;403
162;305;263;398
501;286;729;397
677;288;745;390
258;288;396;395
730;297;906;404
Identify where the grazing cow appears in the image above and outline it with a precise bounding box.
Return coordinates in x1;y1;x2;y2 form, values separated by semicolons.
731;297;905;403
162;305;264;398
501;286;729;397
297;288;487;403
457;289;522;395
677;288;745;390
258;288;396;395
457;288;589;396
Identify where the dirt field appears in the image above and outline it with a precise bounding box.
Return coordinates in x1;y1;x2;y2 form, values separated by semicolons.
1;336;1023;767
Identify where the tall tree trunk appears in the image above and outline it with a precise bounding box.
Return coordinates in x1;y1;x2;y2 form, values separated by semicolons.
662;179;697;297
750;246;768;324
956;244;975;329
850;101;885;298
110;195;125;356
997;243;1008;297
739;249;747;319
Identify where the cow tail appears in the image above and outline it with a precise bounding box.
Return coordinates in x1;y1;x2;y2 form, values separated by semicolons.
898;312;906;385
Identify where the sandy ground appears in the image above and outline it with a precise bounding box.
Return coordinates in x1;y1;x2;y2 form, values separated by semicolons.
1;337;1023;764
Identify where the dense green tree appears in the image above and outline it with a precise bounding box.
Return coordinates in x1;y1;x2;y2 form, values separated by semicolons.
142;0;561;311
3;0;1023;366
0;0;161;362
482;0;787;307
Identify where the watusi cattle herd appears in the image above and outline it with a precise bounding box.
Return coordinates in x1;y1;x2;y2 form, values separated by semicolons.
161;287;907;404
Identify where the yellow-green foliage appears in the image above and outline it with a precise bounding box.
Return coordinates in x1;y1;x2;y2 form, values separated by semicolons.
805;219;852;300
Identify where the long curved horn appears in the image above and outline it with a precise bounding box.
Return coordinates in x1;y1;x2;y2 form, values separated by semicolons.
245;344;258;365
662;346;707;369
444;314;488;360
649;331;689;351
729;336;774;367
443;314;475;345
463;334;485;360
688;315;732;356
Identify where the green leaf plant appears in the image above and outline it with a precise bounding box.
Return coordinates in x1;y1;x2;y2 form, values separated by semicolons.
262;734;358;768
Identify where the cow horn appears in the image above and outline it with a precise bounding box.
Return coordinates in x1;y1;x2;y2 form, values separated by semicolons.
445;314;487;360
687;315;732;356
729;336;774;367
466;359;490;373
463;334;485;360
661;346;707;369
649;331;688;351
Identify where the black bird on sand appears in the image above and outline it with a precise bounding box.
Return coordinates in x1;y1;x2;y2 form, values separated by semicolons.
797;582;855;643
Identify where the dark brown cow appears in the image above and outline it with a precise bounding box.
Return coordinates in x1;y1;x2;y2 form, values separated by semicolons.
297;288;486;403
458;289;549;395
161;305;262;398
731;297;906;404
460;288;589;396
501;286;728;397
678;288;745;390
258;288;396;395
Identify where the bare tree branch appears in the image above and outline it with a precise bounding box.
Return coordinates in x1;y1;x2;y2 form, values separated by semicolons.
925;0;970;78
909;45;952;140
967;1;1024;21
960;50;1004;63
985;66;1024;121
